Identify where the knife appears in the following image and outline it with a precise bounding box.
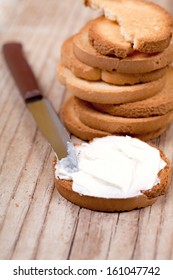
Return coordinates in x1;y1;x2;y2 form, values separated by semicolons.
2;42;77;168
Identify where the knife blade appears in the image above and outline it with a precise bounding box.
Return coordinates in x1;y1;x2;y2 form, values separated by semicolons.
2;42;76;166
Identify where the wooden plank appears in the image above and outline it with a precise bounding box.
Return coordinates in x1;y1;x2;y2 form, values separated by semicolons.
35;191;80;260
0;110;37;227
0;132;51;259
10;145;54;260
69;210;119;260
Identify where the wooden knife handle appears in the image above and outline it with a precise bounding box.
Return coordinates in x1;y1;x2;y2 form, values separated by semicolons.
2;42;42;102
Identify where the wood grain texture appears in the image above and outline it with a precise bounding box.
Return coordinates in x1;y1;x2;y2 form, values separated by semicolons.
0;0;173;260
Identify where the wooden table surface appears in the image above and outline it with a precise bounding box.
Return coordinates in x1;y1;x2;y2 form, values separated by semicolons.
1;0;173;260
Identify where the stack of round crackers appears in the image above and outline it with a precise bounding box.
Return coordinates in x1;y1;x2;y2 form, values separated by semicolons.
58;0;173;141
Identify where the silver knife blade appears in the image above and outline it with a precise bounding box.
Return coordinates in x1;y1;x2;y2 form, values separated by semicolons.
27;98;70;159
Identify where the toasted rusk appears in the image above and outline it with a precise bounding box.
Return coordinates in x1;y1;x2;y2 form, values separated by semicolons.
84;0;173;53
75;98;173;135
61;35;167;85
73;23;173;73
58;64;166;104
54;139;172;212
61;36;101;81
88;16;133;58
93;67;173;118
60;97;109;141
101;67;167;85
61;97;168;141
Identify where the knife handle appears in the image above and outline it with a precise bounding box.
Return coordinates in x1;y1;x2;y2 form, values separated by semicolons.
2;42;42;102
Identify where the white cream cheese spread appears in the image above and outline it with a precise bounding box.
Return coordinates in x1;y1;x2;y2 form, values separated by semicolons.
55;136;166;198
